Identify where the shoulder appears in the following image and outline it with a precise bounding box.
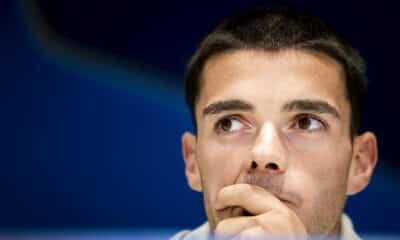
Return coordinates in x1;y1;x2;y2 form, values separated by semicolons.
341;213;362;240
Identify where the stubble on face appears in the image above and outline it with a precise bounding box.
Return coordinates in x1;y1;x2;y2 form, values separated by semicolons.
304;151;352;236
201;159;351;236
193;49;354;237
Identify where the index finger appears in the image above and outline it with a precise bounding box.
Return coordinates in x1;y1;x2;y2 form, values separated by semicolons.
215;183;286;215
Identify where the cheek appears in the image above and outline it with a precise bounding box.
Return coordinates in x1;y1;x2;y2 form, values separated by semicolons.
197;135;251;202
287;139;351;216
287;131;352;178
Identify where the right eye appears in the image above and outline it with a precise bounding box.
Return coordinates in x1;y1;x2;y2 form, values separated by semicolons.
215;116;245;134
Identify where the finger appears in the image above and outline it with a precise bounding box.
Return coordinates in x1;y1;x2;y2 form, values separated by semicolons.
215;216;255;239
215;183;285;215
256;211;307;238
257;211;290;234
231;226;265;240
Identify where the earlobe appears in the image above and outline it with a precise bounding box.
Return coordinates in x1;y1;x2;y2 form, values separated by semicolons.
182;132;202;192
346;132;378;195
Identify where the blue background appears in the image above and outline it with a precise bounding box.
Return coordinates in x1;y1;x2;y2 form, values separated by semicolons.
1;0;399;236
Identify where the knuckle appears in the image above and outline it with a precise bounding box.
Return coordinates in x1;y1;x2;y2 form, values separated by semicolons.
215;219;230;233
215;220;224;231
254;215;264;227
238;183;253;193
279;208;293;219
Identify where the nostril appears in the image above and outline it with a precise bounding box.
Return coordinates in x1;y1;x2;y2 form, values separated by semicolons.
265;162;279;170
251;161;258;169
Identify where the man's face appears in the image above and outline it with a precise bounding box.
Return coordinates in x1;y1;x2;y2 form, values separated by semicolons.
182;49;374;235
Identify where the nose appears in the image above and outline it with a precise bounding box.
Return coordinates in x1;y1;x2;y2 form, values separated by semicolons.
249;122;287;174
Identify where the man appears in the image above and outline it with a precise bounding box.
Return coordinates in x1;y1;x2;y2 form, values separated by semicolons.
172;5;377;240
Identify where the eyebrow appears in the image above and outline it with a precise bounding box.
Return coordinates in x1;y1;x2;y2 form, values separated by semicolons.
202;98;340;119
282;99;341;119
202;99;254;117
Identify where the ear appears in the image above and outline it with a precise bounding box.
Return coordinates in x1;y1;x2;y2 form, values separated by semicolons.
182;132;202;192
346;131;378;196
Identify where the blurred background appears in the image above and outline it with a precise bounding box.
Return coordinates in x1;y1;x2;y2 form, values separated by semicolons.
1;0;399;238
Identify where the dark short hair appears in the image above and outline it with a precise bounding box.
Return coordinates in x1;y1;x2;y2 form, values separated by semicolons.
184;5;367;137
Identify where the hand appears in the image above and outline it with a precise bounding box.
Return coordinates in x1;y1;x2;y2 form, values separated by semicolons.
214;183;307;240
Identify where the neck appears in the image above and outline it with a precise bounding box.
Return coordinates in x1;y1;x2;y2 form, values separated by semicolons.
322;219;342;240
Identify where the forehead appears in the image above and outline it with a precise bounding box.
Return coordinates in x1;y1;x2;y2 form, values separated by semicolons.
196;49;349;119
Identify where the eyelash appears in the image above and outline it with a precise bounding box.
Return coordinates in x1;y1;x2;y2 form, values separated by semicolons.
214;113;327;134
292;113;327;131
214;115;245;134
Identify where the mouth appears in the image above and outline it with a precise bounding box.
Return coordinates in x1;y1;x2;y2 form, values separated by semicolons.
278;197;296;211
279;197;291;205
227;207;253;218
241;209;253;216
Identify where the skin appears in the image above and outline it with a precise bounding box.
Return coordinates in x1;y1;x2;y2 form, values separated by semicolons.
182;49;378;239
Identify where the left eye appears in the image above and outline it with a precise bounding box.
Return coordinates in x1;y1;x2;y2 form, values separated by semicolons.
294;115;324;131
